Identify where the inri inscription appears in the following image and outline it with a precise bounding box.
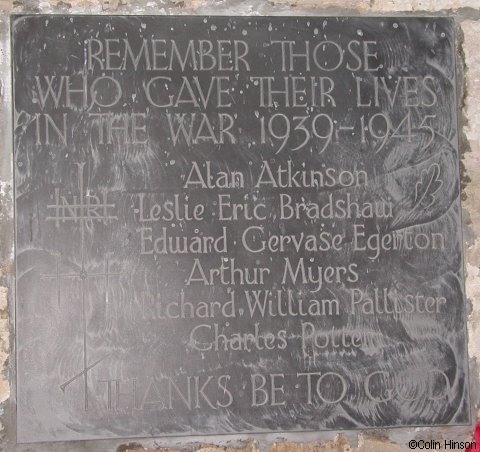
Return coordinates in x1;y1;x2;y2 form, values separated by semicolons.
13;15;470;442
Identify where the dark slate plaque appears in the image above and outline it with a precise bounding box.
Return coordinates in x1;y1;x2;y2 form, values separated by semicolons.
12;15;470;443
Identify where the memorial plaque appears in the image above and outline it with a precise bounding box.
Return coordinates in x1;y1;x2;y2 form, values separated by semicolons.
12;15;470;442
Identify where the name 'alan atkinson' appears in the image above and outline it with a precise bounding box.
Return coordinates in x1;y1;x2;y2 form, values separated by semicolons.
183;161;368;190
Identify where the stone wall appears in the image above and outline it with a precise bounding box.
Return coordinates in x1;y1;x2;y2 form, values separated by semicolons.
1;1;480;451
